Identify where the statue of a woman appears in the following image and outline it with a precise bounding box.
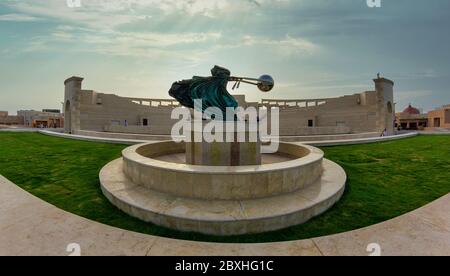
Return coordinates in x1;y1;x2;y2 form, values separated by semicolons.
169;65;238;120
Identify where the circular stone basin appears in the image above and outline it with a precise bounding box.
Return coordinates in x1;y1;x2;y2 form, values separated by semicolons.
122;141;324;201
100;141;346;236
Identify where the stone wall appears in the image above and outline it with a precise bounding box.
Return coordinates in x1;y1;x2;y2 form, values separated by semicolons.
0;114;24;126
428;106;450;128
17;110;64;128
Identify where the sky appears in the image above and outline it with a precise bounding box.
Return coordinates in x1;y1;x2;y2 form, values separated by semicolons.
0;0;449;114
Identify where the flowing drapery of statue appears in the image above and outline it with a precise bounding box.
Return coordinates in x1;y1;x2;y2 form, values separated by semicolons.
168;65;274;120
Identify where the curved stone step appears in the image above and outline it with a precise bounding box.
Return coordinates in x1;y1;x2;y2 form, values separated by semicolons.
100;158;346;236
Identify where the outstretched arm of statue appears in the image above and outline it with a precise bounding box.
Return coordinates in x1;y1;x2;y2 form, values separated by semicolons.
229;75;275;92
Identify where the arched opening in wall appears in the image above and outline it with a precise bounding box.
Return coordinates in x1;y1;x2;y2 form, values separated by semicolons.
65;100;71;133
387;101;393;114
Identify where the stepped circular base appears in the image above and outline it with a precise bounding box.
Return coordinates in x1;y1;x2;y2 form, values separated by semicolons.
100;158;346;236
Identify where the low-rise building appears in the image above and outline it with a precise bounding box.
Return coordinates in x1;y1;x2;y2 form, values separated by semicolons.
428;104;450;129
395;104;428;130
0;111;24;126
17;110;64;128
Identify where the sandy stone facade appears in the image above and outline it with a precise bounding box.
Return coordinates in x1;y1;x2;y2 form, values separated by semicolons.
0;111;24;126
17;110;64;128
63;76;395;136
0;110;63;128
428;105;450;129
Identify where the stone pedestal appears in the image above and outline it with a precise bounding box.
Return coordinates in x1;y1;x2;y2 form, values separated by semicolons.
185;121;261;166
100;141;347;236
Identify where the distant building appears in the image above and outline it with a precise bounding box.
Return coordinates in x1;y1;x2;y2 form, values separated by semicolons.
395;104;428;130
17;110;64;128
0;111;24;126
428;104;450;129
42;109;61;114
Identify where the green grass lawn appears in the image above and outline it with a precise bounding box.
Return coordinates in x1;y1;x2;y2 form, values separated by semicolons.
0;133;449;243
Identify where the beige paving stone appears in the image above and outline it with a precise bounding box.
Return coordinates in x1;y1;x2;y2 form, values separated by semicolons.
1;175;450;255
99;159;137;192
163;197;244;221
0;175;156;256
146;237;322;256
313;194;450;256
40;129;420;149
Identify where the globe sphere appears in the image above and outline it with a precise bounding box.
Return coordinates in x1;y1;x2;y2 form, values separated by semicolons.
257;75;274;92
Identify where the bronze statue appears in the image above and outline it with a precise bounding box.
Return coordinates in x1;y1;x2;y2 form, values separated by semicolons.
169;65;274;119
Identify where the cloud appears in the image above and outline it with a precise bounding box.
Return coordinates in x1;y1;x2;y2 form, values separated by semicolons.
4;0;144;30
20;25;222;63
0;13;40;22
93;0;281;17
2;0;291;28
396;90;434;101
240;35;318;56
22;24;317;62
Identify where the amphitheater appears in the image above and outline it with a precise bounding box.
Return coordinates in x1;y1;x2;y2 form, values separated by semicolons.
63;75;395;141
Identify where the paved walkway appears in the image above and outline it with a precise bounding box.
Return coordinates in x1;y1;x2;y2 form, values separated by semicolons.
38;130;420;147
1;175;449;256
